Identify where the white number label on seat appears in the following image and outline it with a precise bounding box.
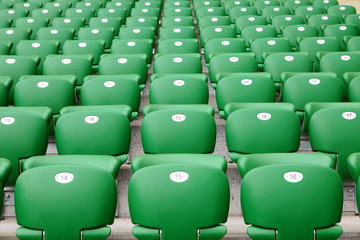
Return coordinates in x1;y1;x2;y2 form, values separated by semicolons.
257;112;271;120
85;115;99;124
173;80;185;86
37;81;49;88
104;81;115;87
170;171;189;182
284;172;303;183
308;78;320;85
1;117;15;125
342;112;356;120
241;79;252;85
172;114;186;122
55;172;74;184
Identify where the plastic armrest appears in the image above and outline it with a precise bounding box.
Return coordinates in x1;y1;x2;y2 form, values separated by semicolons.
247;226;276;240
199;224;227;240
132;225;159;240
82;226;111;240
16;227;43;240
316;225;343;240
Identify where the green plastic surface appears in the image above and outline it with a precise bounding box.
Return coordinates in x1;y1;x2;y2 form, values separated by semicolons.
241;25;277;47
149;76;209;104
65;8;94;24
111;39;153;64
216;74;276;117
16;227;43;240
0;109;48;186
60;105;132;121
118;27;156;44
250;38;292;64
295;6;325;21
198;16;230;29
271;15;304;34
159;26;196;39
261;6;291;23
204;38;246;63
309;106;360;180
142;104;215;117
22;155;123;178
247;226;275;240
56;110;131;157
15;165;117;240
235;15;267;34
241;164;343;240
0;76;12;106
157;39;199;54
141;109;216;154
349;76;360;102
63;40;105;65
15;18;49;40
131;154;227;173
150;73;207;84
317;225;343;240
200;25;236;47
318;51;360;79
308;15;340;34
98;54;148;85
226;108;301;162
161;16;194;27
78;27;114;49
282;25;319;47
129;164;230;240
37;27;75;49
229;7;258;23
324;24;359;50
89;17;121;35
237;152;336;178
153;53;202;74
52;17;85;36
0;28;30;54
132;226;159;240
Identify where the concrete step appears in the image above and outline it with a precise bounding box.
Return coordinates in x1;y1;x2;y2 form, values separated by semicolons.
1;215;360;240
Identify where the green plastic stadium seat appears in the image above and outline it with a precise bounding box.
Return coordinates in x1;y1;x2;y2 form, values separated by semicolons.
241;164;343;240
198;16;231;30
131;154;227;173
0;55;38;104
0;9;28;25
16;40;60;74
89;17;121;35
284;0;311;13
313;0;338;7
298;37;341;71
209;53;258;88
281;72;344;122
159;26;196;39
0;18;12;28
135;1;162;8
225;0;250;13
141;107;216;154
194;1;220;10
15;17;49;39
346;36;360;51
216;73;276;118
241;25;277;48
282;25;319;48
98;54;148;88
31;8;61;24
163;7;193;17
129;164;230;240
0;158;11;216
105;1;132;15
235;16;267;35
261;6;291;22
97;8;126;23
255;0;281;11
0;106;50;186
271;15;304;34
295;6;325;21
161;16;194;27
347;76;360;102
36;27;74;49
204;38;246;63
14;75;76;135
196;7;225;22
318;52;360;79
347;154;360;212
130;7;160;18
56;108;131;163
345;14;360;29
81;75;141;121
28;0;52;6
157;39;199;54
44;2;71;15
51;17;85;37
0;77;12;106
153;53;202;74
56;0;81;7
237;152;336;178
226;107;301;162
150;73;207;84
323;24;359;50
75;1;102;12
0;40;12;55
199;25;236;47
118;27;156;44
308;14;341;35
327;5;356;22
125;16;158;32
13;2;41;13
22;155;123;178
15;165;117;240
263;52;313;88
0;28;30;54
250;38;292;66
308;104;360;180
62;40;104;71
43;54;92;87
64;8;94;24
77;27;114;49
149;75;209;104
229;6;258;23
164;1;190;8
111;39;153;66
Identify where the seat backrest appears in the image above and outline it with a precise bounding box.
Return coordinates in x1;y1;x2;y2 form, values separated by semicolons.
153;53;202;74
129;164;230;240
158;26;196;39
250;37;292;63
157;38;199;54
271;15;304;34
111;39;153;63
282;25;319;47
204;38;245;63
141;108;216;154
229;6;258;23
235;15;267;34
15;165;117;240
62;40;105;65
161;16;194;27
309;106;360;180
226;108;301;162
77;27;114;48
308;14;341;33
241;164;343;240
241;25;277;47
0;109;48;185
324;24;359;50
199;25;236;47
295;6;325;21
319;52;360;79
